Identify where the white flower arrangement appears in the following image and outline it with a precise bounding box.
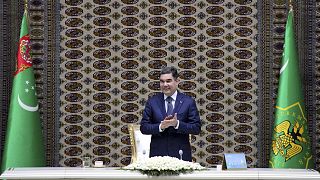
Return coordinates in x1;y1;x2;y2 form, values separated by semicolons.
123;156;206;176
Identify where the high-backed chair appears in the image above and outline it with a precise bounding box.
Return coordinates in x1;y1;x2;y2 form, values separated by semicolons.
128;124;151;163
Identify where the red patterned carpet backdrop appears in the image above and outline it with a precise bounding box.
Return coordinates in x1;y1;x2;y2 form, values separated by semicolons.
59;0;258;167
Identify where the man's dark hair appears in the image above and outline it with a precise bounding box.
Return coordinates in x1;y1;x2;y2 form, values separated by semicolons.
160;66;179;79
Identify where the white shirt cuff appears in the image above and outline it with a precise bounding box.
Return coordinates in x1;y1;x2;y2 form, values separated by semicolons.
159;123;163;132
174;120;179;129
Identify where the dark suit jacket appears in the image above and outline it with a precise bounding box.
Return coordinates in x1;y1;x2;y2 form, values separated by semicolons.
140;92;201;161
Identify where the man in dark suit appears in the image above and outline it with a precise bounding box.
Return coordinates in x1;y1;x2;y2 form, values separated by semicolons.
140;66;201;161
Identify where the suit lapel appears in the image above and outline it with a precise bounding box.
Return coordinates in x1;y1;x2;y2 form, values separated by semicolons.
158;92;184;117
159;93;166;118
173;93;184;114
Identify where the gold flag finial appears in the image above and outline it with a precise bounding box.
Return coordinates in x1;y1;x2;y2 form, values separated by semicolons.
289;0;293;11
24;0;28;11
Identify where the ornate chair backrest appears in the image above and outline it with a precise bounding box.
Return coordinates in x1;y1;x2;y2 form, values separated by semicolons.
128;124;151;163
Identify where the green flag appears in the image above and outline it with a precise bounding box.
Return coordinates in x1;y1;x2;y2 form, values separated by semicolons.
269;9;313;169
1;10;45;173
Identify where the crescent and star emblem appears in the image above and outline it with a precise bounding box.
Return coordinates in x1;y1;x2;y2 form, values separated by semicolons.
18;94;39;112
17;80;39;112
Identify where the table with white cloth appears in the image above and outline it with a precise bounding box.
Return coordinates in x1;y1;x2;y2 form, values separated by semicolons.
1;167;320;180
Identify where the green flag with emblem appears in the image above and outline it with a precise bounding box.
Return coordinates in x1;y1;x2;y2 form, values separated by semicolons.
269;8;313;169
1;10;45;173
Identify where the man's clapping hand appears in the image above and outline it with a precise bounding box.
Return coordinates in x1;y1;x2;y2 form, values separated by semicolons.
160;113;178;130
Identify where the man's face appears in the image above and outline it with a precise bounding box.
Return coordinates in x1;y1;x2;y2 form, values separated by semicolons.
160;73;179;96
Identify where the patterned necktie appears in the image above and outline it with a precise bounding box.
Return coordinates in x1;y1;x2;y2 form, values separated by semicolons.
166;96;173;115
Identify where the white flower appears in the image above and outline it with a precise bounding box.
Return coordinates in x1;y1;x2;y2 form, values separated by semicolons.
123;156;206;176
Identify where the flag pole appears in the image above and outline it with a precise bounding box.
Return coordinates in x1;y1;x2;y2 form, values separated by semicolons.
23;0;29;25
23;0;29;27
